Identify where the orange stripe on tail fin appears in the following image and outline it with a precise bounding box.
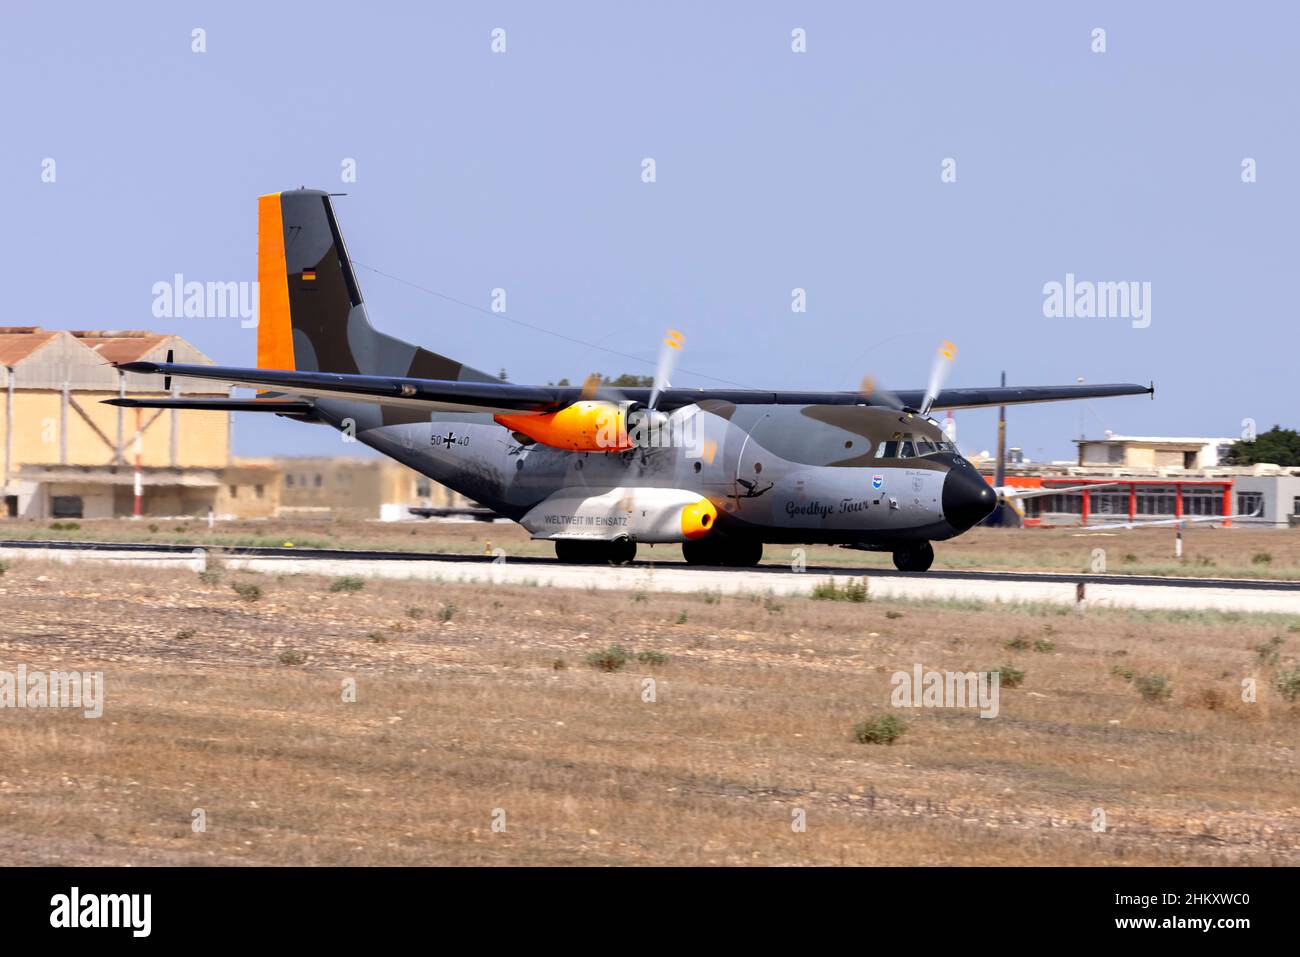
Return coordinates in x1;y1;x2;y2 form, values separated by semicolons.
257;193;295;372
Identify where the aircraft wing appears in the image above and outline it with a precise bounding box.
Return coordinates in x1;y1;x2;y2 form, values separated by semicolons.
999;482;1120;501
115;360;1153;414
1080;509;1263;531
908;383;1153;411
655;382;1153;411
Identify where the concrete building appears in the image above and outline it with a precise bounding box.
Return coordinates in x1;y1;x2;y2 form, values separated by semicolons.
216;461;282;520
259;456;474;521
1232;469;1300;528
986;463;1300;528
1074;433;1237;470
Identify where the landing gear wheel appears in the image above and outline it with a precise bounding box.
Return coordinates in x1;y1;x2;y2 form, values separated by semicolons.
607;538;637;566
555;540;592;564
682;538;716;566
554;539;637;565
681;537;763;568
892;542;934;572
726;539;763;568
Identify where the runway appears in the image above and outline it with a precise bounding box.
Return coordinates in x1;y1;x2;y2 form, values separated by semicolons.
4;538;1299;614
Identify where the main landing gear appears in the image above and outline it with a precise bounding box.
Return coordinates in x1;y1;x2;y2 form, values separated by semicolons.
554;538;637;565
892;541;934;572
681;536;763;568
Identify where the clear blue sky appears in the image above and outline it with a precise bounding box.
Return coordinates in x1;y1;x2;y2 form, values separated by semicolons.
2;1;1295;460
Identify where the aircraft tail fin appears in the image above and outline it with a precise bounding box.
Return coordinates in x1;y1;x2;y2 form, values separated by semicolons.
256;189;496;383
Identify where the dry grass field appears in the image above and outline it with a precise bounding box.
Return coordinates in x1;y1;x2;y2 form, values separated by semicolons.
0;550;1297;866
3;517;1300;579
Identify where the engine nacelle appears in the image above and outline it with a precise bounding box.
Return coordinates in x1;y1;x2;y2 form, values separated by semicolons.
521;487;718;543
494;401;632;452
623;404;669;435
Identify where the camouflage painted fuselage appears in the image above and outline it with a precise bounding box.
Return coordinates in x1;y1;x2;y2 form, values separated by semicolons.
242;188;993;548
310;396;983;547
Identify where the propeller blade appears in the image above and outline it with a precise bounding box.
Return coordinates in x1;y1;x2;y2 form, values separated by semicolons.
648;329;684;410
579;372;602;401
920;340;957;416
858;374;904;411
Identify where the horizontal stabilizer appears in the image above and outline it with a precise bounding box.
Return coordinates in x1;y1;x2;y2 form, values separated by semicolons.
103;396;315;415
408;505;500;521
115;361;559;414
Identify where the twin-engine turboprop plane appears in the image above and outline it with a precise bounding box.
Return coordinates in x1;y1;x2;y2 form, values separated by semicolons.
110;189;1154;571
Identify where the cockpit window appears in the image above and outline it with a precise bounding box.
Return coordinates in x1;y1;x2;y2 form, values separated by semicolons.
874;432;951;459
877;432;931;459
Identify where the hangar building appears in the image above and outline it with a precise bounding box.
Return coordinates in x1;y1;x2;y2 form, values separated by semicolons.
0;327;260;519
0;327;474;522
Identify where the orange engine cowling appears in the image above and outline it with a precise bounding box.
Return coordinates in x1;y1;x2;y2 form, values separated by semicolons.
494;401;633;452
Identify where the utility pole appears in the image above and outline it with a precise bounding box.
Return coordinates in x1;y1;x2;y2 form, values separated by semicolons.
995;370;1007;488
133;408;143;519
993;371;1008;527
116;370;125;464
169;378;179;468
60;380;69;465
1076;376;1085;440
4;368;13;498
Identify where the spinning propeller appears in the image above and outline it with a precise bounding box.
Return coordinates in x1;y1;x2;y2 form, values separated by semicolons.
859;339;958;417
580;328;685;436
921;340;958;416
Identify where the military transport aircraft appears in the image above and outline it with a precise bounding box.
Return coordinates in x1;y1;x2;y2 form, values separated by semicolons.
110;189;1154;571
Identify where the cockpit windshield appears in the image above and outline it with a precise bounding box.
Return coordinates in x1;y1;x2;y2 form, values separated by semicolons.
875;432;956;459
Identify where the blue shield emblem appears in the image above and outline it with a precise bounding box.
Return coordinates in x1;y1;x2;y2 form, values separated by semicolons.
871;474;884;491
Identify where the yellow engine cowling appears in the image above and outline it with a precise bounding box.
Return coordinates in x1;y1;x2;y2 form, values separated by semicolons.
494;401;633;452
679;497;716;540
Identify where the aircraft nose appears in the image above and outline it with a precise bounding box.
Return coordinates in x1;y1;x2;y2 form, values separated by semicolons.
942;466;998;532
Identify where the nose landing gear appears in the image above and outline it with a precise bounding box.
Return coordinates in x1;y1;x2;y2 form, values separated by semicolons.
892;541;934;572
